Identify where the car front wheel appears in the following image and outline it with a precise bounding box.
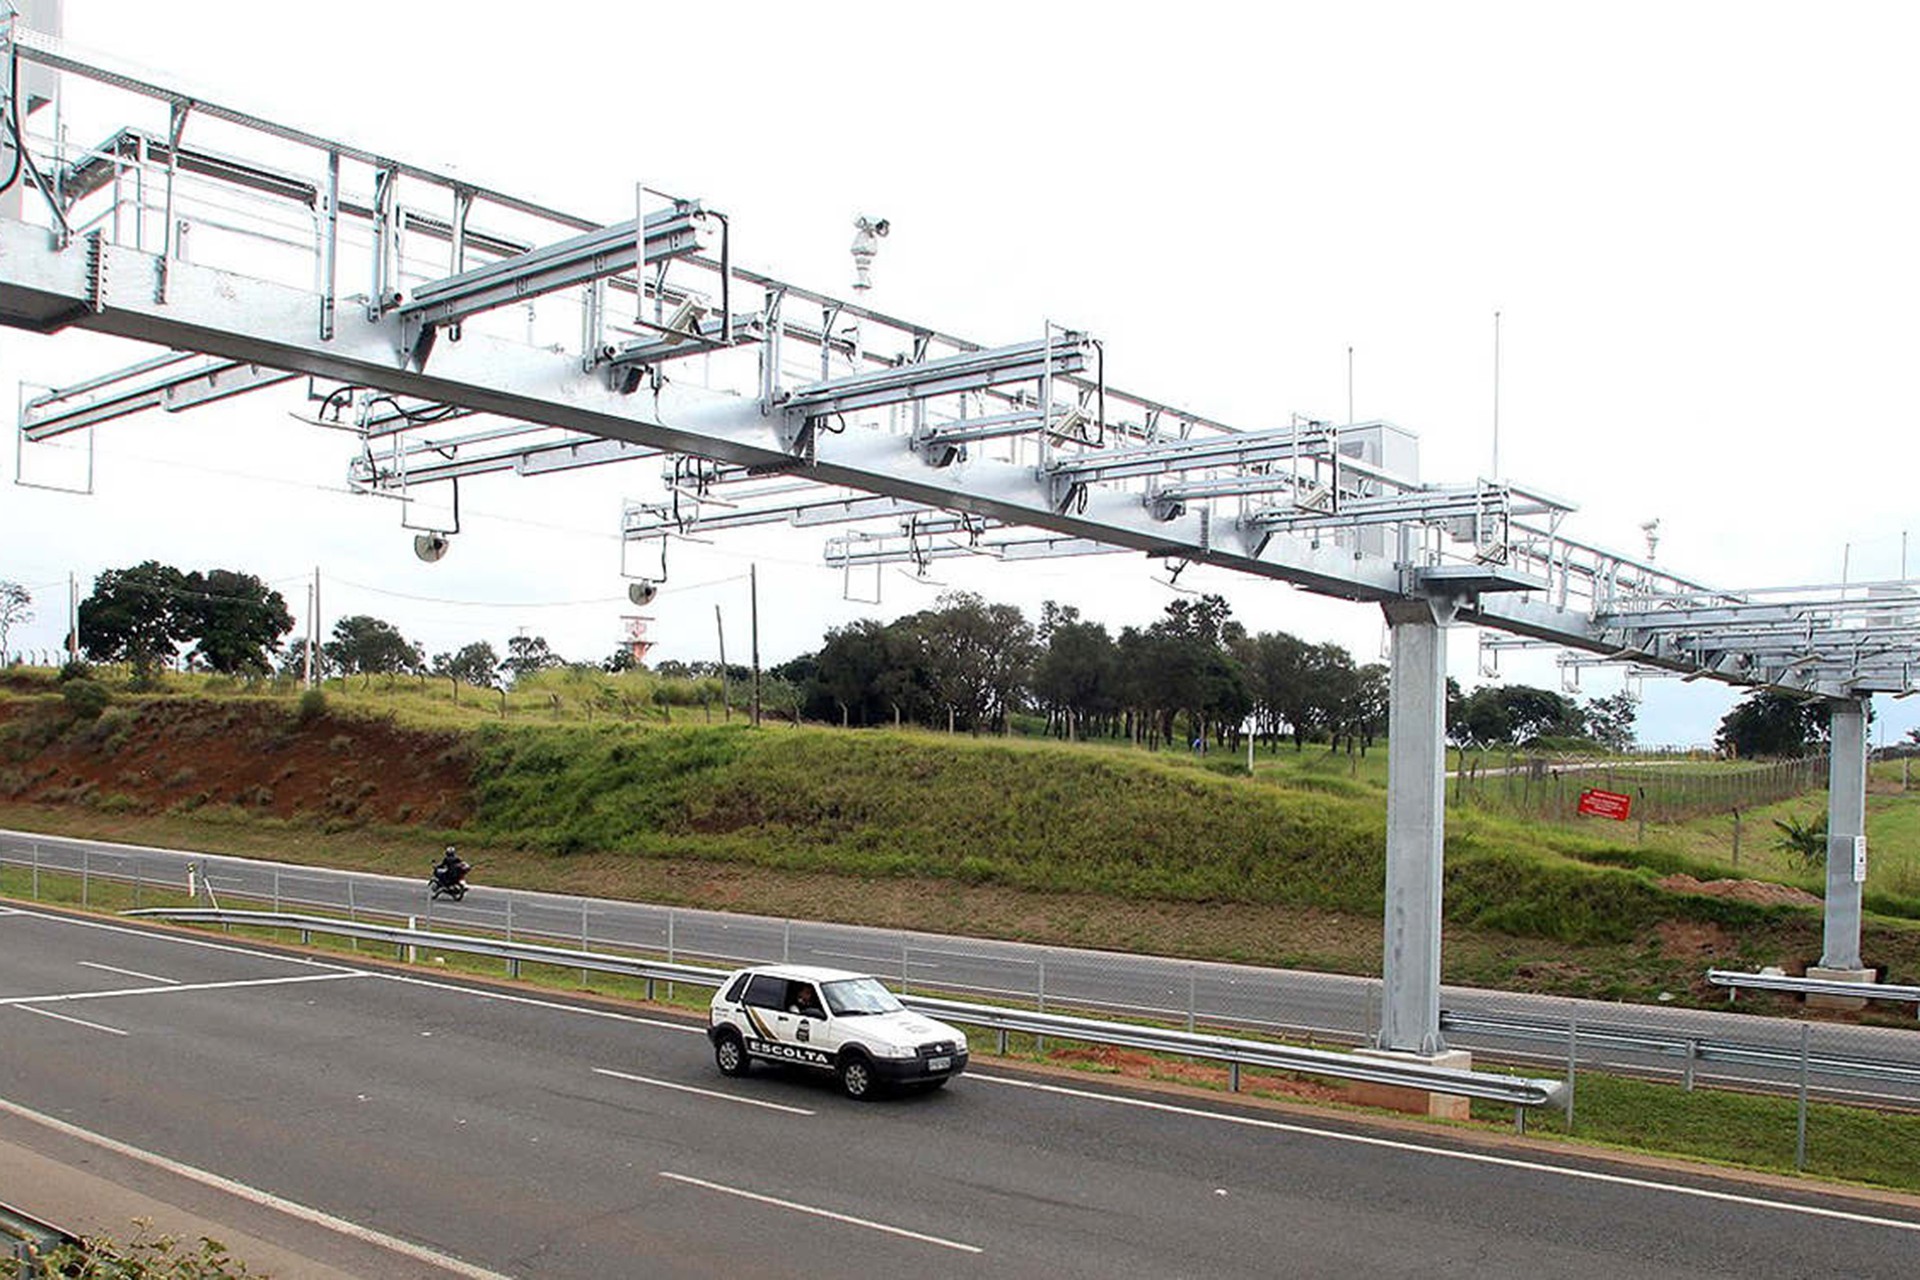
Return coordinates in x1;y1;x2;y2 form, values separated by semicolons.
713;1029;748;1077
839;1053;876;1100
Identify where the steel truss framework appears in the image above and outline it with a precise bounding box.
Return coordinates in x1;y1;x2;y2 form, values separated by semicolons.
2;25;1914;1052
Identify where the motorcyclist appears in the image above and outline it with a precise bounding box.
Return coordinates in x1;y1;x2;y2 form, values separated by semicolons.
434;845;469;888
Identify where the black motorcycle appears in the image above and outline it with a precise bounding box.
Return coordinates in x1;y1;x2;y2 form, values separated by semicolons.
429;859;471;901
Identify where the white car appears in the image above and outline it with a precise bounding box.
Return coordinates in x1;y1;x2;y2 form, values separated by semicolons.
707;964;969;1099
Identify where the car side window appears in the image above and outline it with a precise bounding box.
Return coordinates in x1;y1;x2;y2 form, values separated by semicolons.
742;974;786;1009
787;982;825;1018
722;973;751;1003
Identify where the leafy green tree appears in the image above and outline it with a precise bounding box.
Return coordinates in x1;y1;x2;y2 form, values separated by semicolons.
603;644;638;673
911;591;1035;732
1584;690;1639;752
433;640;501;687
501;633;562;683
322;614;423;681
1715;690;1830;758
277;637;333;680
78;560;190;680
0;579;31;657
180;569;293;675
1032;602;1116;738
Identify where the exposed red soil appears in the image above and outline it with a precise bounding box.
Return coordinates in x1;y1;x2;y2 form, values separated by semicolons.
0;698;472;827
1656;873;1821;908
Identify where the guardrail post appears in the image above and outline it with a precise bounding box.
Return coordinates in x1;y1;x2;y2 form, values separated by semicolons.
1035;957;1047;1056
404;916;417;963
1564;1015;1577;1131
1796;1022;1810;1171
1229;1061;1240;1093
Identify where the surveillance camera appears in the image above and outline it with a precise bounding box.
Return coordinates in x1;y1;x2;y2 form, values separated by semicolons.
855;215;889;238
629;579;658;606
413;533;450;563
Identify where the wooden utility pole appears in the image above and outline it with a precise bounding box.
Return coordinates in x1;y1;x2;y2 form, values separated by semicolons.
750;564;762;727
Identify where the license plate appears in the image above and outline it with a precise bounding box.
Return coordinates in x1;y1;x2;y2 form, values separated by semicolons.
927;1056;951;1071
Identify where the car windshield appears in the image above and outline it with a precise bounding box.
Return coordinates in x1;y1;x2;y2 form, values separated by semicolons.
822;977;903;1017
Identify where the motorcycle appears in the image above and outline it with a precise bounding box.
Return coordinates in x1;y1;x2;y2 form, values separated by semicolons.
429;859;471;901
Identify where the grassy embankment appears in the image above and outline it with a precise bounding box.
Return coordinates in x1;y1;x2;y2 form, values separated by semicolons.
3;667;1917;1005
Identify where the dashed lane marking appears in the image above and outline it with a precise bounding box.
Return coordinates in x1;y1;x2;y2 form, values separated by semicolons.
658;1171;982;1254
594;1067;816;1115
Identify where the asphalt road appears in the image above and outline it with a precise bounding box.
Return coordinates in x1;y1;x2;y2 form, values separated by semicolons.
4;903;1920;1278
4;829;1917;1105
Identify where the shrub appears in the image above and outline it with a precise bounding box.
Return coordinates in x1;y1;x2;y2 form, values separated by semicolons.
296;688;327;726
61;678;111;720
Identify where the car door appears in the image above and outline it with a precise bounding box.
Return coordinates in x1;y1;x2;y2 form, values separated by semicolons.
739;975;833;1072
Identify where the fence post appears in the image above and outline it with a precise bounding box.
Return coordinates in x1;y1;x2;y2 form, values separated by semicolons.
1796;1022;1811;1171
581;900;590;987
506;895;514;943
1187;967;1197;1034
347;880;357;952
133;856;142;909
31;841;39;899
1731;809;1741;869
783;919;792;963
82;848;89;907
1036;957;1047;1056
272;867;281;913
901;933;909;994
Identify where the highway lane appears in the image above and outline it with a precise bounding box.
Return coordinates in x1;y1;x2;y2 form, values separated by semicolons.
5;828;1919;1105
2;905;1919;1278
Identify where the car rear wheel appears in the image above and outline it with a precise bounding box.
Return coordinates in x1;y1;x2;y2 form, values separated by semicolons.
713;1029;748;1077
839;1053;876;1100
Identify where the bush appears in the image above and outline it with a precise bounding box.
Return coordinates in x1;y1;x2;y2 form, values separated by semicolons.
61;678;111;720
1;1220;256;1277
56;658;91;682
295;688;327;726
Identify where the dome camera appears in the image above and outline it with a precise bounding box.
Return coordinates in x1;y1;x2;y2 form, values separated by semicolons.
413;533;450;563
629;579;658;606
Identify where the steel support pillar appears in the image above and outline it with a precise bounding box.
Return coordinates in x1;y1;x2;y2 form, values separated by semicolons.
1378;593;1461;1054
1818;697;1870;974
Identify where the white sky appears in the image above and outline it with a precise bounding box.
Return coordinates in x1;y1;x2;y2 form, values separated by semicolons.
2;0;1915;748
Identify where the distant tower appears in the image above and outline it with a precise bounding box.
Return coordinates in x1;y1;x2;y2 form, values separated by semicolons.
620;615;655;666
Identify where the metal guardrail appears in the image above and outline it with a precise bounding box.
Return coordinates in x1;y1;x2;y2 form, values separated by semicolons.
1708;969;1920;1016
1;1199;83;1264
1443;1009;1920;1088
127;909;1565;1111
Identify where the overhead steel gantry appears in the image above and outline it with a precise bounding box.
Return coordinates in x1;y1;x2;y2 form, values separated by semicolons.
3;23;1915;1056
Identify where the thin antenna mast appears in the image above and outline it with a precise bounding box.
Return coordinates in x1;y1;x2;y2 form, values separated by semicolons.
1491;310;1501;480
1347;345;1354;425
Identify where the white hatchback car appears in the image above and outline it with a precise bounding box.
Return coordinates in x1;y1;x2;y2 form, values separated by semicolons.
707;964;969;1099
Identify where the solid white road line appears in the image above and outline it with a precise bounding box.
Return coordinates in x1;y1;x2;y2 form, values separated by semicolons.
658;1171;983;1254
372;971;703;1033
0;1094;518;1280
593;1067;816;1116
78;961;179;984
0;972;366;1007
5;906;362;971
13;1005;129;1036
969;1074;1920;1234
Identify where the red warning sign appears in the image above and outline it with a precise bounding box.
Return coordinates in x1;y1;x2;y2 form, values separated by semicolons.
1577;788;1633;821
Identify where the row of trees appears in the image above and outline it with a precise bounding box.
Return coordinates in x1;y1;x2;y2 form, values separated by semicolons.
6;565;1863;756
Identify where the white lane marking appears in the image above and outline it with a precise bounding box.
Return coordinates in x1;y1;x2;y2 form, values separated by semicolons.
0;1094;516;1280
594;1067;816;1116
968;1074;1920;1234
0;972;366;1007
14;1005;129;1036
4;907;363;972
658;1171;982;1254
79;961;179;984
371;971;704;1033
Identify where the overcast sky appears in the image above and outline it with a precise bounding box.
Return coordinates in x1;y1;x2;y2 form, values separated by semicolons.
2;1;1915;748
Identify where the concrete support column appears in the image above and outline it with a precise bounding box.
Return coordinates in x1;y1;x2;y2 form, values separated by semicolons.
1817;697;1870;975
1378;594;1459;1055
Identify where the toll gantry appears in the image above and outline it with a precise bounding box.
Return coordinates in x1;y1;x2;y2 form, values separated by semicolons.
2;17;1914;1061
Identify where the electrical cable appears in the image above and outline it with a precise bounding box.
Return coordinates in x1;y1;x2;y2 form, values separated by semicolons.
1;42;29;195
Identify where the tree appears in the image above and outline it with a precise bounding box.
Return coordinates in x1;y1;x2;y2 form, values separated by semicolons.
180;569;293;675
1032;603;1116;738
277;637;333;680
1772;811;1828;873
501;634;561;683
0;580;31;658
911;592;1035;732
1584;690;1639;752
602;645;638;673
1715;690;1830;758
433;640;501;687
323;614;423;681
78;560;190;680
